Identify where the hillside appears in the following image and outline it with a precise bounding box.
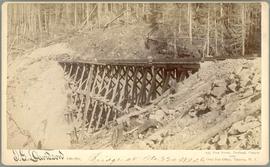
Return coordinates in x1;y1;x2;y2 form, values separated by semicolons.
6;41;261;150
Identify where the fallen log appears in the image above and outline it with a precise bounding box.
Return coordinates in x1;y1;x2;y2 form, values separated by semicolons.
116;105;147;124
103;9;131;30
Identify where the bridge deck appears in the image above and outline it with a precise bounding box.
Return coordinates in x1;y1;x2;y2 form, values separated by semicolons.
58;58;201;69
57;55;259;66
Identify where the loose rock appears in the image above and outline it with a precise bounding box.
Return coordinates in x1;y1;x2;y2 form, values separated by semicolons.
211;86;227;99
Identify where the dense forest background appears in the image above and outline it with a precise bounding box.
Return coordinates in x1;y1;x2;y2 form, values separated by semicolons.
7;3;261;59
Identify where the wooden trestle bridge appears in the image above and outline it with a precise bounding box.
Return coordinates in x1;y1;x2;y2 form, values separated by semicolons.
58;58;201;133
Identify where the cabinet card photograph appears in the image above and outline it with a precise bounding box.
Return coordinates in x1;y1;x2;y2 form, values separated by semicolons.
1;1;269;165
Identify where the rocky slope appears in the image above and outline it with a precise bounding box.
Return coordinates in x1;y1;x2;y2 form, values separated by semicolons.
76;58;261;150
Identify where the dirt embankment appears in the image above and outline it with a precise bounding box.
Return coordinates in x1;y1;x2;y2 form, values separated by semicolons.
7;43;74;149
67;24;193;61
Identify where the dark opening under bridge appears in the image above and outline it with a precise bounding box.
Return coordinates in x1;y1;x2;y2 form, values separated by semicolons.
58;58;200;133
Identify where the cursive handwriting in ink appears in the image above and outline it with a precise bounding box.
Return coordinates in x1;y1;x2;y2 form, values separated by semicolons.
12;150;64;162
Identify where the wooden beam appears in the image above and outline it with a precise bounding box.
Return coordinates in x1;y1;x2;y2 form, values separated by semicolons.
118;66;129;108
63;63;67;72
76;64;86;91
77;94;85;113
147;67;157;103
88;100;98;132
176;69;181;82
179;71;187;81
104;75;113;99
91;66;104;94
162;70;170;93
91;65;100;94
137;69;147;105
67;63;73;77
170;69;176;79
131;68;138;105
113;108;118;121
97;66;107;95
74;64;80;81
83;65;91;91
111;67;121;103
82;97;91;132
105;106;112;126
95;104;104;130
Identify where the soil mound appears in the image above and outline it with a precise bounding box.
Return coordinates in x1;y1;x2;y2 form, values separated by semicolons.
7;43;74;149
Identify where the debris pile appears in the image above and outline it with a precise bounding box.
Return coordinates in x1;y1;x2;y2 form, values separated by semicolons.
201;115;261;150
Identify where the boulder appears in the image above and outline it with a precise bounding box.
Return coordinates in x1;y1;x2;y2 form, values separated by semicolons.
211;134;220;143
228;136;238;145
228;121;243;135
234;139;248;149
230;120;260;134
228;127;239;135
239;69;253;87
207;96;220;110
137;119;160;135
252;74;261;84
255;83;261;92
228;82;238;92
245;115;257;123
211;86;227;99
195;103;208;111
241;88;254;98
237;121;261;133
209;144;218;150
229;73;236;81
188;109;197;118
218;133;228;146
213;79;227;88
149;110;166;122
195;96;204;104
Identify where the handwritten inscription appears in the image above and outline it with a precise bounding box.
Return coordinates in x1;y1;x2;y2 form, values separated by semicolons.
12;150;64;162
11;150;260;164
85;151;259;165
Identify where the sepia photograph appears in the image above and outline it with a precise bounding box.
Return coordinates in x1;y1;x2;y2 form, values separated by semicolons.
1;1;269;165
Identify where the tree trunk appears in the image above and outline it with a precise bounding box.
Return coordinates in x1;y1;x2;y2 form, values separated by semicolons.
38;4;42;45
66;4;69;25
220;3;224;44
126;3;129;26
86;4;90;26
136;4;139;19
178;6;181;34
97;3;101;29
241;4;246;56
206;5;210;57
214;4;218;56
74;4;77;27
174;32;177;59
188;3;192;44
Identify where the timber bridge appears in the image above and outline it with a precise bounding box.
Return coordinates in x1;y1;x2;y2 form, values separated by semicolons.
58;57;201;134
